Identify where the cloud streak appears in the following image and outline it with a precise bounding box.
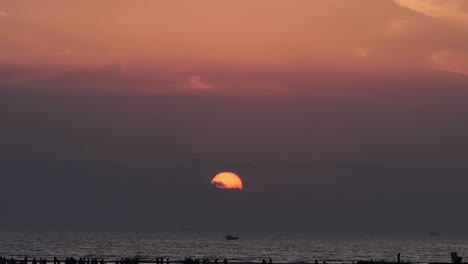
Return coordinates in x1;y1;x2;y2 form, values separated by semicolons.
187;75;215;90
394;0;468;28
431;50;468;75
212;181;227;189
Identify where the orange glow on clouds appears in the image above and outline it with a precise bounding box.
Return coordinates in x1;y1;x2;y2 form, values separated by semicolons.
211;172;243;190
1;1;468;76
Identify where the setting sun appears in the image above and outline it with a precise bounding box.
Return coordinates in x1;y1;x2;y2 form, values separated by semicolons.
211;172;243;190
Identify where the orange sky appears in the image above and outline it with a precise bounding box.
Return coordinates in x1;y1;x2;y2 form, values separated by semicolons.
1;0;467;75
0;0;468;97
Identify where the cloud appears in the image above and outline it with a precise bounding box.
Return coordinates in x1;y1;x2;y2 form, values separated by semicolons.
382;17;423;36
394;0;468;28
431;50;468;75
351;47;371;59
0;63;221;95
187;75;214;90
212;181;227;189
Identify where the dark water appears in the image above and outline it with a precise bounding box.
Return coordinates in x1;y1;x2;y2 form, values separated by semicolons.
1;232;467;263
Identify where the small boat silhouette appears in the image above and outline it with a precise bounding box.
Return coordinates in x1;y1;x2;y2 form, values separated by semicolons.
225;234;239;240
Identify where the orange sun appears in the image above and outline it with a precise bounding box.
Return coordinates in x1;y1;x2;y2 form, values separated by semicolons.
211;172;243;190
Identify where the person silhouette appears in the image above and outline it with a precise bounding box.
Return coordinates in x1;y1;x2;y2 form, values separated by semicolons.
268;259;272;264
223;259;228;264
262;259;266;264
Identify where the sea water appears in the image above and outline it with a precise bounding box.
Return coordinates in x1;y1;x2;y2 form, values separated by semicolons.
1;232;467;263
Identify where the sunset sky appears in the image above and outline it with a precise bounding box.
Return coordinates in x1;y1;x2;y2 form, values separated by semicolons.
1;0;468;89
1;1;468;233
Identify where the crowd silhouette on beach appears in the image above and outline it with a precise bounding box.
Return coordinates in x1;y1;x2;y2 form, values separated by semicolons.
0;257;378;264
1;258;275;264
0;253;465;264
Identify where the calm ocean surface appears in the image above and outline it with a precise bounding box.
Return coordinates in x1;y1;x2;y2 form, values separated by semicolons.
1;232;467;263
